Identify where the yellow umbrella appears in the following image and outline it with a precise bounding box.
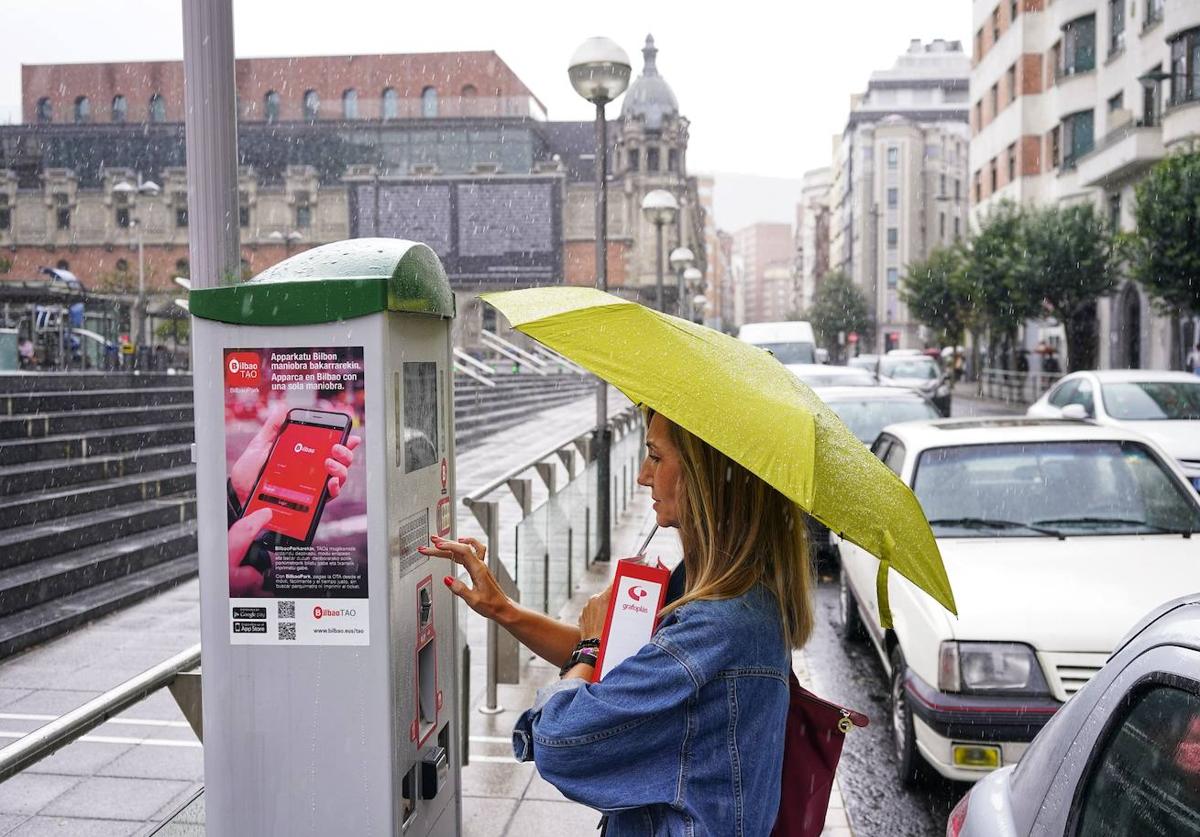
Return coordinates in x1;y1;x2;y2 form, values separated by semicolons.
481;287;956;625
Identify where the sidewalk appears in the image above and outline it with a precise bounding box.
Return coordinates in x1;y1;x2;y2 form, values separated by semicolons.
461;501;856;837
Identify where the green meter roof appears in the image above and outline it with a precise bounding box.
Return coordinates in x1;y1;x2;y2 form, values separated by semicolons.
189;238;455;325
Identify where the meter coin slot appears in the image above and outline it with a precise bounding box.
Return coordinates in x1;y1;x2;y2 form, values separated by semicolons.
414;576;438;745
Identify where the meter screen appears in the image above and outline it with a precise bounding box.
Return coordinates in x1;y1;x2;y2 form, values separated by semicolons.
403;362;439;473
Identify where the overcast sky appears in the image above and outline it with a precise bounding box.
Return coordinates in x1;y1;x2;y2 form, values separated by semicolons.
3;0;971;228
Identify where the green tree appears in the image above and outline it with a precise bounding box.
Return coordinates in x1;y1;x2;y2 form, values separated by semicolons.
806;270;872;362
1018;203;1119;371
902;243;976;381
1130;150;1200;319
961;200;1039;356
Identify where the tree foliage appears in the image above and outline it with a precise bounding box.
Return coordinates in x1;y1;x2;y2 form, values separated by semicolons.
1130;150;1200;317
806;270;872;355
901;243;975;348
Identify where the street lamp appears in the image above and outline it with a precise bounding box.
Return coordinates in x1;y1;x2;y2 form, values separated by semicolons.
115;177;161;363
669;246;694;317
683;266;703;322
642;190;678;312
569;36;631;565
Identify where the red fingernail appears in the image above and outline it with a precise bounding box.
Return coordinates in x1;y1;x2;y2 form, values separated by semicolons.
443;576;454;588
417;546;428;553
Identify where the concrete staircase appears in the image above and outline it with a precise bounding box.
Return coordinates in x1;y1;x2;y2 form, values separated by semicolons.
0;369;595;658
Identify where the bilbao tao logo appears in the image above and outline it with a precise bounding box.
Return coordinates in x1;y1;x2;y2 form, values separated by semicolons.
628;586;648;602
225;352;260;384
312;605;355;620
313;605;324;619
293;442;316;455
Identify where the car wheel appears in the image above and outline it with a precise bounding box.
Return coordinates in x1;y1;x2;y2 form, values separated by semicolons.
838;571;865;642
890;645;924;788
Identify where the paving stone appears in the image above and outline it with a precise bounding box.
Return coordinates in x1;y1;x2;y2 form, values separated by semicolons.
0;814;28;835
5;816;142;837
24;740;134;777
461;796;515;837
40;777;192;822
503;799;603;836
0;775;79;816
522;770;574;803
98;744;204;782
0;689;32;709
459;760;534;799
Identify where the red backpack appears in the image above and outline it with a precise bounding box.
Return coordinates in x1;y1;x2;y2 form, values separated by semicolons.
771;673;869;837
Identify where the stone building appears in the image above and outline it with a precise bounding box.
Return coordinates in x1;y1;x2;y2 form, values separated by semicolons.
796;166;832;313
2;44;704;348
969;0;1200;369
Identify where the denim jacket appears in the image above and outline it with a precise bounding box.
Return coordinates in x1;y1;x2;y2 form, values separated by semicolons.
512;585;789;836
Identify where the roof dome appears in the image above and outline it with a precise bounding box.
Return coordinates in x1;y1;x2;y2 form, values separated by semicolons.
620;35;679;131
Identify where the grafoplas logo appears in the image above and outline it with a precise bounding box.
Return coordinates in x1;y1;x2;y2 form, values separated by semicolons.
293;442;316;455
622;585;650;614
628;586;648;602
224;351;261;387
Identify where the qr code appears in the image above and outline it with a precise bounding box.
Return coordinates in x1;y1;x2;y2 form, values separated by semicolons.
278;622;297;641
278;600;296;619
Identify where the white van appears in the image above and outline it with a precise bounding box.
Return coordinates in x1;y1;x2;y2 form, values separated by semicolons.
737;321;817;365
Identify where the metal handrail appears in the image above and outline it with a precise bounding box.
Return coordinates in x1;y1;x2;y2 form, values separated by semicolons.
479;330;549;375
453;360;496;387
0;643;201;783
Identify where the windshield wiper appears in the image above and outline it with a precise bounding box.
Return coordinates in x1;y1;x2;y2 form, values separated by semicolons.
1034;516;1194;536
927;517;1063;537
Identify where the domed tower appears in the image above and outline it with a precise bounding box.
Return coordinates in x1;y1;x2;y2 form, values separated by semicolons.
615;35;703;311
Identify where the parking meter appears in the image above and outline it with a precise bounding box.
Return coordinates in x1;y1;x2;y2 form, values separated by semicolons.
190;239;462;836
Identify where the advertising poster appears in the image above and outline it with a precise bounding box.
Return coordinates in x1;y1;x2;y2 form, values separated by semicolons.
223;346;369;645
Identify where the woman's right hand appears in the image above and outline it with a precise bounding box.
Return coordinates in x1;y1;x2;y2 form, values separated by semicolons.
418;535;511;623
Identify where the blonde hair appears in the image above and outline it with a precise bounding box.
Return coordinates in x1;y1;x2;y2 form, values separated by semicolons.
651;411;815;649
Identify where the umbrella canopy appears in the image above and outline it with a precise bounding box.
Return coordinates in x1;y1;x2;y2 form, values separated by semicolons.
482;287;956;625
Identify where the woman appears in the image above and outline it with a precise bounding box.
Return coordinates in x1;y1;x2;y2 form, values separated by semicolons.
420;410;814;835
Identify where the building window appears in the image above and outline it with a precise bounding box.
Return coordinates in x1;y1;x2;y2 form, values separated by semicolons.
668;149;679;173
1062;109;1095;166
887;146;898;168
990;83;999;115
264;90;280;123
1109;0;1125;55
627;148;639;172
116;206;130;228
342;89;358;120
954;177;961;200
421;86;438;118
175;206;188;228
1108;192;1122;228
295;191;312;228
887;267;898;288
954;217;961;239
992;7;1001;41
382;87;398;120
239;191;250;227
939;174;947;196
1007;142;1017;182
115;258;129;272
647;147;660;172
149;93;166;123
990;157;998;191
887;187;898;209
175;258;189;277
55;260;69;270
1169;28;1200;106
976;28;984;60
1143;63;1163;126
939;213;946;240
112;95;127;123
36;97;52;123
1108;91;1125;113
1061;15;1096;77
1010;0;1017;24
56;208;71;231
74;96;90;124
303;90;320;121
1007;64;1018;103
974;170;982;202
887;227;898;248
1050;125;1062;167
0;195;9;231
1146;0;1164;29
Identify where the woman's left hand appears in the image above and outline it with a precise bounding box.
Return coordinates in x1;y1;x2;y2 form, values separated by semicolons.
578;586;611;641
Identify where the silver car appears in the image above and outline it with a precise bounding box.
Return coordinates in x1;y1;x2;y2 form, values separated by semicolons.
949;593;1200;836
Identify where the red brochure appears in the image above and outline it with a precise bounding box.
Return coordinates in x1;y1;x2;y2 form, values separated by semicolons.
592;555;671;681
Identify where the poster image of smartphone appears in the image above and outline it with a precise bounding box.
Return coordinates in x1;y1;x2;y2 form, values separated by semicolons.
241;408;352;547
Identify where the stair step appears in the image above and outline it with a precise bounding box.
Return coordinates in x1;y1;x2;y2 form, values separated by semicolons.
0;464;196;530
0;521;197;614
0;554;198;659
0;443;193;496
0;494;196;571
0;423;195;466
0;404;194;441
0;387;193;416
0;373;193;394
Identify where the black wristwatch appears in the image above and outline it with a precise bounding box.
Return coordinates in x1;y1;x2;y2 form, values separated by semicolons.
560;639;600;676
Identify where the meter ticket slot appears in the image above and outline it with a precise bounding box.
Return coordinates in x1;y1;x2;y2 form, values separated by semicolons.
190;240;461;837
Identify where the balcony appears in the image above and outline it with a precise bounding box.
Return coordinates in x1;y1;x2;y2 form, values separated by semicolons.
1074;122;1164;188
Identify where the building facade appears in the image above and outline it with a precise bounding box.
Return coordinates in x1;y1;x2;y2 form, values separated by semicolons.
732;222;794;325
969;0;1199;369
796;166;832;313
3;45;704;348
831;39;971;352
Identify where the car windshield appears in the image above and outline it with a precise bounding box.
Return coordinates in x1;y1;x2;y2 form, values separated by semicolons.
827;398;940;443
913;441;1200;537
1101;381;1200;421
794;369;874;387
846;356;877;371
756;341;815;364
879;357;939;380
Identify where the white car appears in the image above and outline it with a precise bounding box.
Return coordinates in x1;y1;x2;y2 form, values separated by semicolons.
837;418;1200;785
786;363;877;388
1027;370;1200;491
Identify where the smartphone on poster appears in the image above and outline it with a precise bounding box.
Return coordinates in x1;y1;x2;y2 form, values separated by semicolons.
240;408;353;548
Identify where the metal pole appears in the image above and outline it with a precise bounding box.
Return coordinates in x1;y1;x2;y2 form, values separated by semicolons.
136;226;145;357
183;0;240;293
594;101;612;563
676;267;684;318
481;500;504;714
655;222;664;312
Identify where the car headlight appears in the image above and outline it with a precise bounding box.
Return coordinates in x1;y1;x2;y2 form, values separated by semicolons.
937;641;1051;695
